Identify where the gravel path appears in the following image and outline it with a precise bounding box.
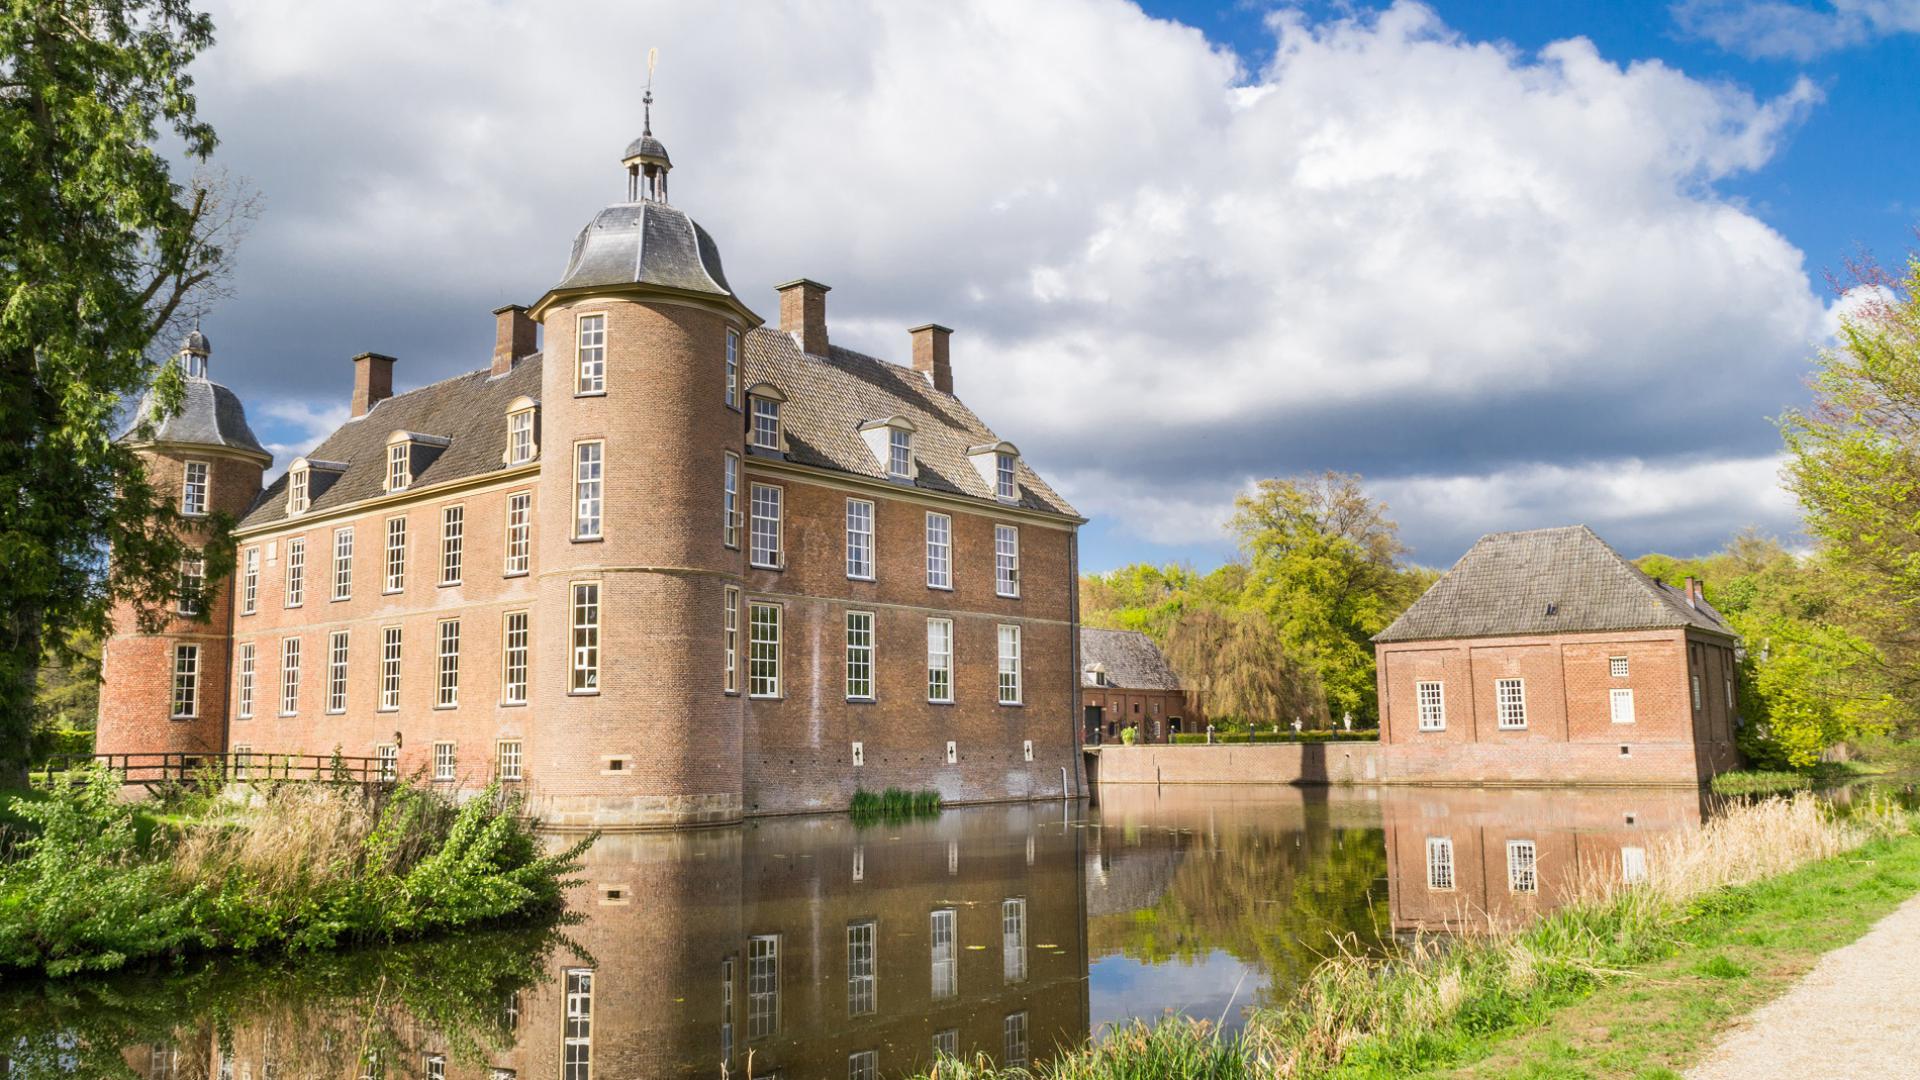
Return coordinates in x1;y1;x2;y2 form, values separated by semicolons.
1687;891;1920;1079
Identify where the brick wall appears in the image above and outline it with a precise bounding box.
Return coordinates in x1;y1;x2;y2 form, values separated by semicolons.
1090;742;1382;785
1080;687;1194;743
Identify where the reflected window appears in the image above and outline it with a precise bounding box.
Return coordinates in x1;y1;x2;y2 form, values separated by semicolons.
847;920;877;1016
1507;840;1537;893
1002;898;1027;984
1426;837;1455;891
1621;846;1648;884
1003;1012;1029;1069
748;934;780;1039
721;957;735;1064
934;1030;959;1060
930;908;957;999
849;1050;878;1080
563;968;593;1080
425;1057;445;1080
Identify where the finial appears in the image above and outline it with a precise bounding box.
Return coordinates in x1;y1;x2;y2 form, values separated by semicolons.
643;47;658;135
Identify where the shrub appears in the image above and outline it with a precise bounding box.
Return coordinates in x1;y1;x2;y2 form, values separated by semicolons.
849;787;942;826
1120;726;1138;745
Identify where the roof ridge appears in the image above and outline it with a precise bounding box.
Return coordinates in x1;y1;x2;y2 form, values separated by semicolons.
350;365;491;421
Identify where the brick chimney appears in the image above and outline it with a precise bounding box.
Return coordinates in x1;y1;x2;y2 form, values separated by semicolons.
777;278;830;356
910;323;953;395
351;352;397;418
1682;576;1701;608
491;305;536;376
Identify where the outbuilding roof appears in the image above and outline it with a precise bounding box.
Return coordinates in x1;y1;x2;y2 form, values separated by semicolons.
1080;628;1184;691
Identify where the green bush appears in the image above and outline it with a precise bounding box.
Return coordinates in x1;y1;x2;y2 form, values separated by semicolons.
848;787;941;825
1120;725;1139;745
1169;730;1378;745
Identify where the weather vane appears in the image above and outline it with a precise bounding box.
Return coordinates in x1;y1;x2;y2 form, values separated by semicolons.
643;47;658;135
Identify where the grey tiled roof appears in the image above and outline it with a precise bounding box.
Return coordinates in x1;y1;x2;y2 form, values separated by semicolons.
553;202;737;299
122;378;269;460
1080;628;1183;690
1374;525;1736;643
741;328;1078;518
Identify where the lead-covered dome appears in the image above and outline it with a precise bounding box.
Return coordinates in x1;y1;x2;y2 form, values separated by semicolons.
120;329;270;462
554;200;739;300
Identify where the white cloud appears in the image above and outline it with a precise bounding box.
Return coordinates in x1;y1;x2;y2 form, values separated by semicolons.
257;398;349;479
1674;0;1920;60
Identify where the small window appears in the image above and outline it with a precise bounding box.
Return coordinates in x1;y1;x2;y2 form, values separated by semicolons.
502;610;529;704
1609;656;1629;679
1507;840;1537;893
507;407;537;465
376;743;398;781
1621;846;1648;884
284;537;305;607
723;453;741;549
849;1050;877;1080
177;553;204;616
1610;687;1635;724
331;526;354;601
749;602;781;698
997;625;1022;705
327;629;349;714
170;643;199;719
888;427;913;478
752;396;781;451
379;626;403;711
384;516;407;593
279;637;302;717
432;741;456;782
436;619;460;708
440;505;464;585
1495;677;1527;729
387;441;411;492
241;547;259;615
723;586;740;694
925;512;952;589
426;1056;445;1080
994;524;1019;598
1416;680;1445;731
1426;836;1455;890
497;740;524;782
571;582;601;693
181;460;209;516
574;441;604;540
934;1030;959;1059
576;313;606;394
996;452;1017;501
927;618;954;703
287;466;310;514
845;611;874;701
725;328;740;408
845;499;875;580
750;483;782;568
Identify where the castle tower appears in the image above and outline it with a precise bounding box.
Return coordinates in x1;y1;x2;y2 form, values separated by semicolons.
97;328;270;760
526;98;762;830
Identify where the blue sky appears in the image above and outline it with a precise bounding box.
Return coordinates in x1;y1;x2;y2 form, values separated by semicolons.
181;0;1920;576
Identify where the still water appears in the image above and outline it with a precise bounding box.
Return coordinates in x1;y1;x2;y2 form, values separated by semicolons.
0;785;1717;1078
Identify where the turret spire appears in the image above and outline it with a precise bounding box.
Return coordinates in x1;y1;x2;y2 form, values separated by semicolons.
622;47;671;203
179;318;211;380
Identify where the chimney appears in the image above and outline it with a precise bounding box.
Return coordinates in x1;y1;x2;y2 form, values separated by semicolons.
910;323;954;395
351;352;397;418
777;278;830;356
491;305;537;376
1682;576;1701;608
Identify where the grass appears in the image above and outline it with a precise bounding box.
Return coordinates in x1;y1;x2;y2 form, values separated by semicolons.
1709;759;1887;795
848;787;942;825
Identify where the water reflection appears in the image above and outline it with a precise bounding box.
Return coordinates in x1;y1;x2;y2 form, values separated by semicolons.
1;786;1718;1078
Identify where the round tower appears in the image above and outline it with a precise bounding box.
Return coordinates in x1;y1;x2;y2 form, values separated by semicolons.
97;329;270;762
527;101;761;830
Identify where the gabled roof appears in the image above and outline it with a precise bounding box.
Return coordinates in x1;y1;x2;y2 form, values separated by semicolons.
1374;525;1736;643
1080;628;1183;690
741;328;1077;518
122;378;269;461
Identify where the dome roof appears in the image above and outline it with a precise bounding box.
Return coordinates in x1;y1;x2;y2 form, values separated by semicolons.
552;200;741;301
623;133;671;166
181;327;210;354
122;378;269;461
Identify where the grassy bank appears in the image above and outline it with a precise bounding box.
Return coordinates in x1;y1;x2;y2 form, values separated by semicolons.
913;794;1914;1079
0;768;589;976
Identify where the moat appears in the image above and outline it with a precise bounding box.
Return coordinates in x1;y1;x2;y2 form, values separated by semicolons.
0;785;1722;1077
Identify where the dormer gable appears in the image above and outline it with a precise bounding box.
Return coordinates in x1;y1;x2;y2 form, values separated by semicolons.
859;416;917;481
285;456;348;515
967;440;1021;502
504;395;540;466
384;430;452;493
746;382;787;456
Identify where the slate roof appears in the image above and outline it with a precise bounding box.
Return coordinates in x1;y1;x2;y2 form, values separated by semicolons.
122;378;269;460
1080;628;1183;690
552;201;737;300
740;328;1078;517
1374;525;1736;643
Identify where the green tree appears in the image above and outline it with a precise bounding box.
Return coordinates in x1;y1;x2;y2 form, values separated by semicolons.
1;0;243;780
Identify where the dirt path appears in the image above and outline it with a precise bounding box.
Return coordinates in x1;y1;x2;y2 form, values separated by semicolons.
1687;891;1920;1079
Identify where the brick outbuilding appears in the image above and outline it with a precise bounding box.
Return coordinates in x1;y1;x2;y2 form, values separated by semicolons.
1079;628;1198;744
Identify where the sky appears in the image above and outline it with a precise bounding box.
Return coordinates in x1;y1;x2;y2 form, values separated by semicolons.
174;0;1920;574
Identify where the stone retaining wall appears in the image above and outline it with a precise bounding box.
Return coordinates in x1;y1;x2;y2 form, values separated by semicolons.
1089;742;1383;785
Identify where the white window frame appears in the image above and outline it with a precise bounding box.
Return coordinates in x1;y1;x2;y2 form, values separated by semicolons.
287;466;309;515
432;740;456;782
749;483;782;569
331;526;354;601
574;441;603;540
440;505;464;585
279;637;302;717
845;498;874;580
751;396;781;451
846;919;877;1018
170;643;199;719
241;547;258;615
1609;655;1629;679
379;626;403;711
1610;687;1636;724
1416;680;1446;731
723;586;740;694
386;441;411;492
575;312;606;395
376;743;398;782
177;552;204;615
1002;897;1028;984
725;327;740;408
1507;839;1538;893
747;936;778;1040
502;610;529;705
930;909;957;1000
384;515;407;593
749;601;781;698
284;537;305;608
846;610;875;701
887;427;913;478
507;407;536;465
925;512;952;590
996;452;1017;501
504;491;532;575
327;629;349;714
1621;845;1648;884
927;618;954;703
1004;1011;1030;1069
236;642;255;719
181;460;209;516
994;524;1019;598
497;739;524;782
571;582;600;693
436;618;460;708
1495;677;1527;729
723;452;741;549
1426;836;1455;890
997;625;1022;705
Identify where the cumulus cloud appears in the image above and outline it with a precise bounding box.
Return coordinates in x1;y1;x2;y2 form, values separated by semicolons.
1674;0;1920;60
190;0;1831;564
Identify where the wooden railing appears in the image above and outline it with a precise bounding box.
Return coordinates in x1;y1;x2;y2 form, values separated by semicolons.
42;752;393;788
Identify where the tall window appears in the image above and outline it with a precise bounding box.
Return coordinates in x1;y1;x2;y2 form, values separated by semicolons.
279;637;301;716
571;583;600;692
242;547;258;615
170;644;199;718
332;526;354;601
387;442;410;492
285;538;305;607
1002;898;1027;984
576;313;606;394
504;491;532;575
752;397;780;451
177;553;204;615
432;741;456;781
508;407;535;465
994;525;1019;597
995;452;1017;500
849;1051;877;1080
380;627;403;711
287;467;309;514
1004;1013;1029;1069
930;909;957;999
1416;681;1446;731
440;505;464;584
846;499;874;580
723;453;740;549
723;586;740;693
1692;674;1703;712
725;328;740;407
846;920;877;1017
1507;839;1538;893
436;619;460;707
1495;677;1527;729
502;611;529;705
887;428;912;478
845;611;874;701
181;460;209;516
384;516;406;592
997;625;1022;705
749;602;781;698
748;936;779;1040
497;740;524;782
236;642;255;719
1426;836;1455;890
925;513;951;589
376;744;398;781
927;618;954;703
574;442;603;539
327;630;349;714
750;483;782;568
563;969;594;1080
1610;687;1636;724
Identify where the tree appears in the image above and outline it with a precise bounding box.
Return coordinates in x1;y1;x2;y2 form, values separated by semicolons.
1161;602;1320;728
1;1;243;781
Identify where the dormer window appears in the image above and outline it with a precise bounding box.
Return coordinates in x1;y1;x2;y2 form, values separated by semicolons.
996;452;1016;501
506;397;539;465
384;431;451;493
859;416;917;481
288;466;310;515
967;441;1021;503
747;384;787;454
387;442;411;492
889;429;913;479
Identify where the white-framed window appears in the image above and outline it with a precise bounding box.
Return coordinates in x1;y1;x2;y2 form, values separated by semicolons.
747;936;779;1040
497;739;524;782
1004;1011;1029;1069
236;642;256;719
1621;845;1648;884
752;396;781;451
723;586;740;694
287;466;309;515
181;460;209;516
1496;677;1527;729
576;313;606;395
1416;680;1446;731
994;524;1019;597
1610;655;1629;679
996;452;1017;501
997;625;1022;705
930;908;957;999
436;619;460;708
571;582;600;693
231;744;253;781
1002;897;1027;984
384;516;406;592
502;610;529;705
749;602;781;698
508;407;536;465
440;505;464;585
574;441;603;540
849;1050;878;1080
1507;839;1538;893
432;741;456;782
279;637;302;717
563;967;595;1076
379;626;402;711
725;327;740;408
504;491;532;575
723;452;740;549
387;441;410;492
285;537;305;607
750;483;782;568
927;618;954;703
720;958;735;1063
425;1055;445;1080
170;643;199;719
376;743;398;782
846;499;874;580
327;629;349;714
241;547;258;615
1610;687;1636;724
925;512;951;589
1692;674;1703;712
1426;836;1455;890
331;526;353;601
846;920;877;1017
934;1030;959;1059
845;611;874;701
887;427;912;478
177;552;204;615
